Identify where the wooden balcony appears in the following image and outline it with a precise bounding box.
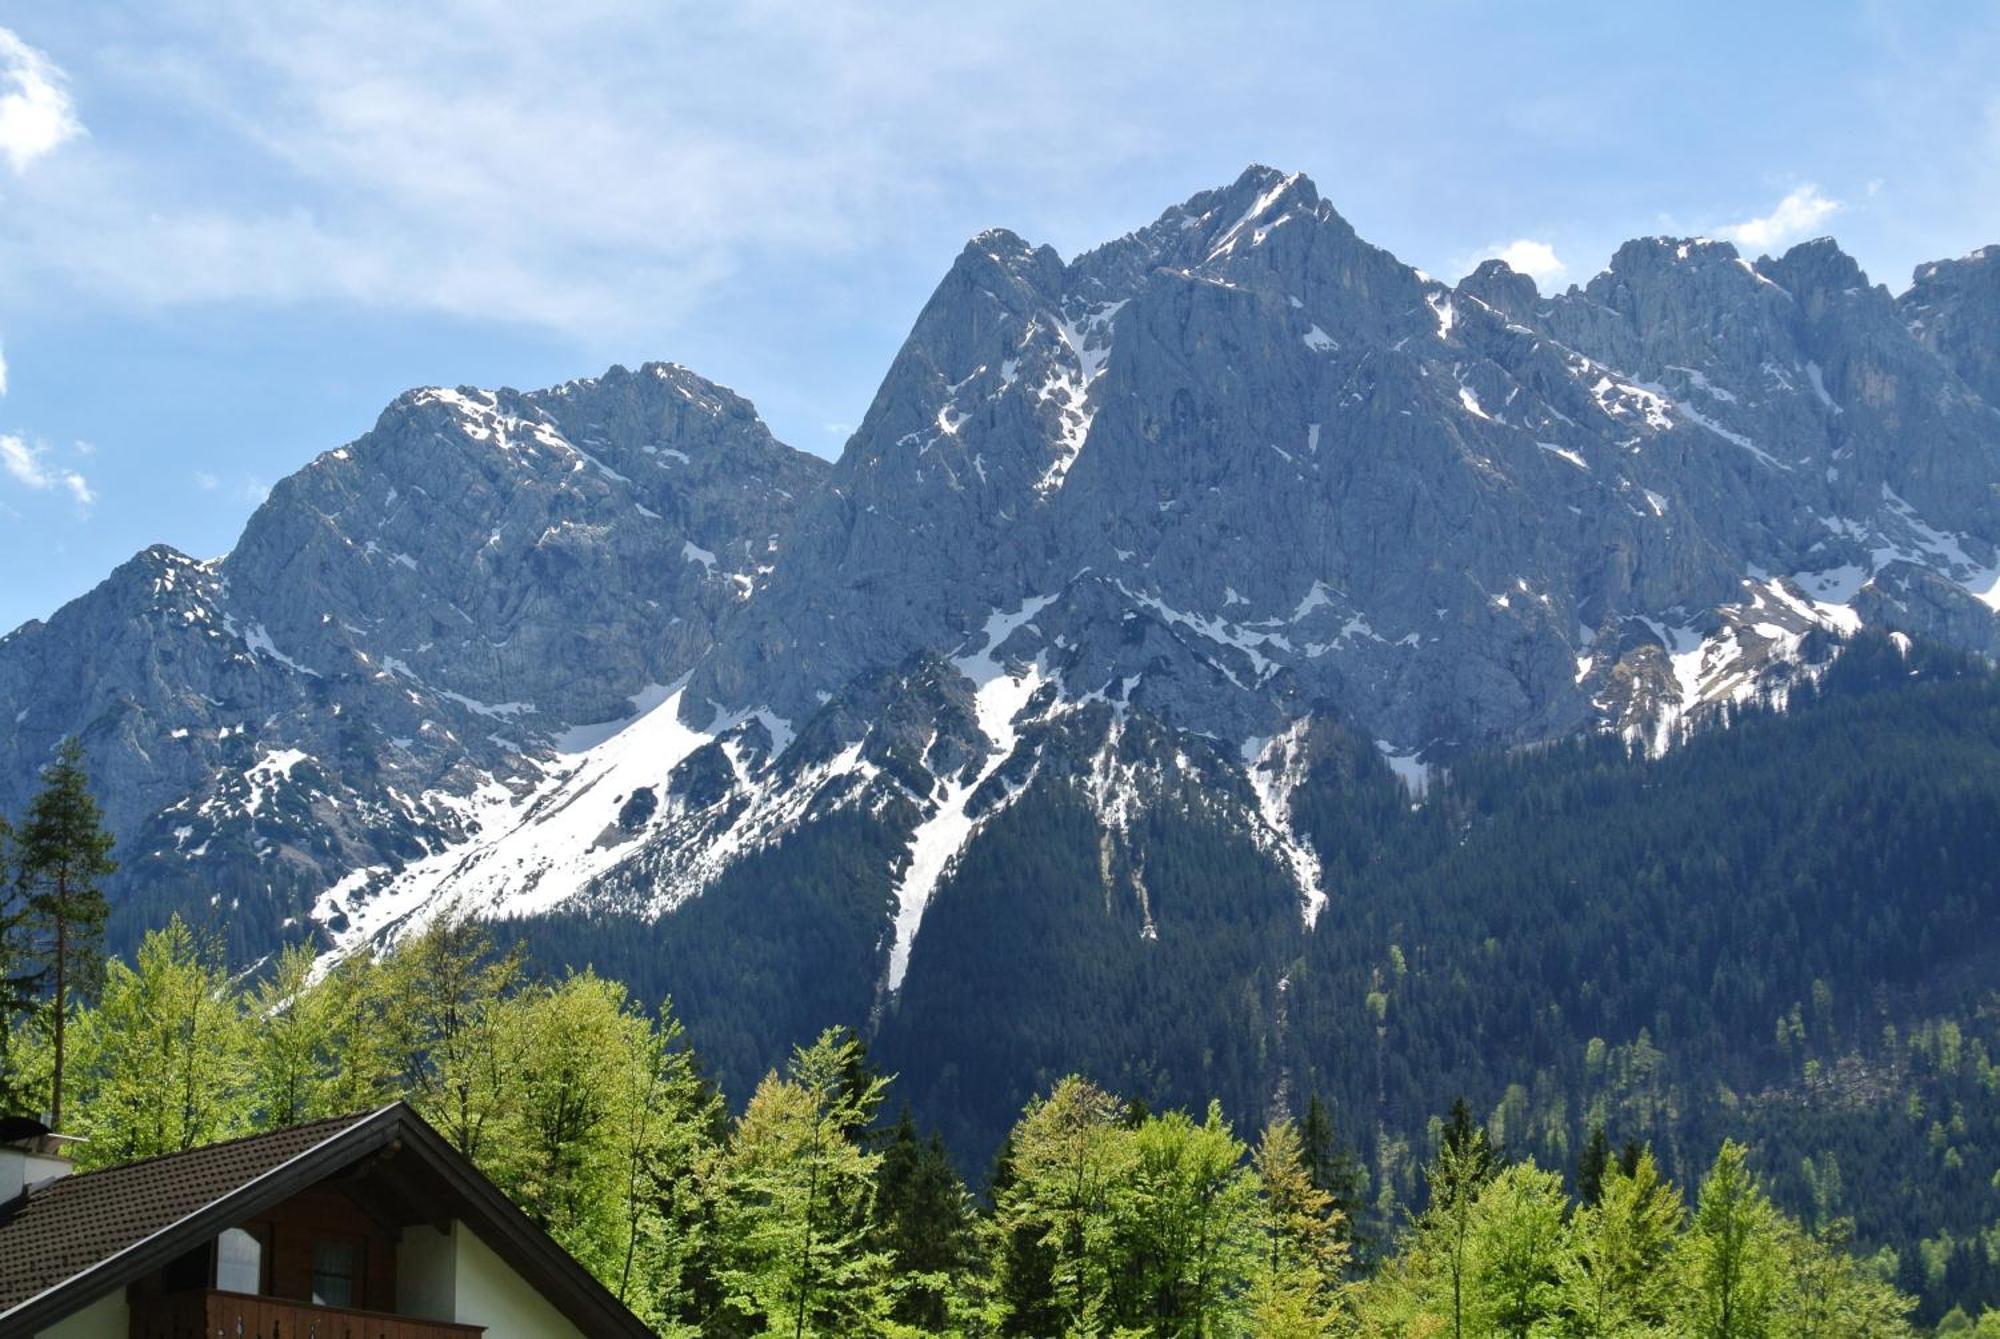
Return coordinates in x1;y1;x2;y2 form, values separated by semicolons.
132;1289;486;1339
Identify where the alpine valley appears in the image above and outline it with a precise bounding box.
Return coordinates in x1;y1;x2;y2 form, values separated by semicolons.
9;167;2000;1312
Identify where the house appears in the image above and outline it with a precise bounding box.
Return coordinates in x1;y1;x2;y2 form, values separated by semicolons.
0;1103;656;1339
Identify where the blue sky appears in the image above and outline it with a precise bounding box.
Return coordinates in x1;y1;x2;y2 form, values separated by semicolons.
1;1;1997;632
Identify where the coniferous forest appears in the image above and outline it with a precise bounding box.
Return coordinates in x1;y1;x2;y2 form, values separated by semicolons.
5;631;2000;1333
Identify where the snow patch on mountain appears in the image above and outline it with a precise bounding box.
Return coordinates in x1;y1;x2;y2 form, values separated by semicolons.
885;597;1058;991
1241;722;1325;925
318;683;715;945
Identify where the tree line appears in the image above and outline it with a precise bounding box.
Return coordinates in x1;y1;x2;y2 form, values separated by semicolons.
0;899;1959;1336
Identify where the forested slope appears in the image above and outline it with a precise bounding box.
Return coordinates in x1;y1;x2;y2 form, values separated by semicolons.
506;632;2000;1320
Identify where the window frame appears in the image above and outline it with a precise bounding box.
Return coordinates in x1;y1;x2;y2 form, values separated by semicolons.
310;1233;364;1309
212;1223;268;1297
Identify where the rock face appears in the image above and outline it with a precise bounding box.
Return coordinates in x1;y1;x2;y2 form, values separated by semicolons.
2;166;1998;984
1903;245;2000;408
0;363;825;956
691;169;2000;756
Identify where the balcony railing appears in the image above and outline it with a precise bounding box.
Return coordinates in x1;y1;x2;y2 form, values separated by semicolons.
133;1289;487;1339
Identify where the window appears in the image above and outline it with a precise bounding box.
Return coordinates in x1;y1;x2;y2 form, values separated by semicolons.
312;1238;358;1308
214;1226;263;1295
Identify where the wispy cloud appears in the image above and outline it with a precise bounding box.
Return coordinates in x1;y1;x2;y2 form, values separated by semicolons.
0;434;93;509
1718;184;1841;252
0;2;1169;338
0;341;8;396
0;26;83;173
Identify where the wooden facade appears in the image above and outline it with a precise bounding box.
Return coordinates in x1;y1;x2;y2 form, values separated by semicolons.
0;1103;654;1338
130;1289;483;1339
119;1173;458;1336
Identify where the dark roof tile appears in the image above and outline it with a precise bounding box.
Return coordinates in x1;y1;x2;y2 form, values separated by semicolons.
0;1110;376;1310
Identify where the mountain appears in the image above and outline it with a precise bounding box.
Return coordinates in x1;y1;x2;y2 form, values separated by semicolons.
349;167;2000;990
6;162;2000;1138
0;363;826;956
8;163;2000;1314
1904;243;2000;409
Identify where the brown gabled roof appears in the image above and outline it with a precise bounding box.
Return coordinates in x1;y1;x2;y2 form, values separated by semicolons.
0;1102;654;1339
0;1111;371;1312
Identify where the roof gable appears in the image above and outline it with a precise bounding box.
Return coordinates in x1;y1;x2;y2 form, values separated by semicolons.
0;1103;651;1338
0;1111;370;1313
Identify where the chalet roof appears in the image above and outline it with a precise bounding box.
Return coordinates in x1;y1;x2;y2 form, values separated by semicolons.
0;1112;369;1312
0;1102;652;1338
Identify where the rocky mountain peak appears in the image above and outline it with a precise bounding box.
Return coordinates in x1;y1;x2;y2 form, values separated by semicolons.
1455;259;1540;322
1901;241;2000;407
6;170;2000;1015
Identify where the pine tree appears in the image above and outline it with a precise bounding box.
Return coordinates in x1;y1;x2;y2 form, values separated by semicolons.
15;737;115;1130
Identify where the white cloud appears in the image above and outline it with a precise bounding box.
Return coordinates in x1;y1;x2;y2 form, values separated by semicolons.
193;470;219;490
0;433;93;508
0;341;8;396
1493;239;1567;285
1717;184;1841;252
0;27;83;174
0;3;1169;338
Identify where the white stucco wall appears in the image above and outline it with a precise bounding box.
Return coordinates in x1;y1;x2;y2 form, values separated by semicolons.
35;1288;128;1339
396;1219;585;1339
451;1224;586;1339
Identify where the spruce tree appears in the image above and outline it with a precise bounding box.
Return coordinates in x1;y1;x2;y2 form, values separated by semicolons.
16;738;116;1130
1578;1124;1612;1207
871;1108;976;1330
1619;1138;1645;1180
1300;1090;1369;1258
987;1130;1063;1336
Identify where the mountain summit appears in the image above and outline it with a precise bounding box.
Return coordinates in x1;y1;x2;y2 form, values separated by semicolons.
3;164;1998;1022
